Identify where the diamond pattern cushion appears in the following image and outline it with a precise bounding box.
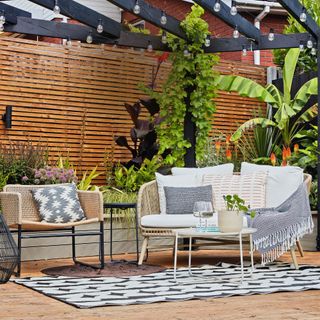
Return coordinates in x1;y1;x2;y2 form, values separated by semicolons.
32;184;86;223
203;173;267;210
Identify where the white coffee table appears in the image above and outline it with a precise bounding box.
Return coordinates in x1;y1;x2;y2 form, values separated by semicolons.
173;227;257;282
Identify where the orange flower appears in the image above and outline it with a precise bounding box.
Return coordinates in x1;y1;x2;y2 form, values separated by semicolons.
215;140;221;155
281;160;287;167
282;146;289;161
270;153;276;166
226;149;232;161
294;144;299;154
286;147;291;158
226;135;231;147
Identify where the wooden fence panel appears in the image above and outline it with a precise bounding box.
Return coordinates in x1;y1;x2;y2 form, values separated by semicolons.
0;37;266;184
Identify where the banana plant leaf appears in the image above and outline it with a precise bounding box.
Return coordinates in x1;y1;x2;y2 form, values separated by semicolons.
231;118;276;141
217;75;277;104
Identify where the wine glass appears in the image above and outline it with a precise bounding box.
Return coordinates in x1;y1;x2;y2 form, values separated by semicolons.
193;201;213;232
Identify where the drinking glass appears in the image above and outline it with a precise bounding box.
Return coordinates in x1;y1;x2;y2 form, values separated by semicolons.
193;201;213;231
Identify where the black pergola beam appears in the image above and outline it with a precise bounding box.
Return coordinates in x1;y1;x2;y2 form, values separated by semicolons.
107;0;187;40
193;0;260;41
278;0;320;39
28;0;122;38
0;3;31;24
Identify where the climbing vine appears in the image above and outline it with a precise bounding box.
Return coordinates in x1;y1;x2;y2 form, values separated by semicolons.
144;5;220;166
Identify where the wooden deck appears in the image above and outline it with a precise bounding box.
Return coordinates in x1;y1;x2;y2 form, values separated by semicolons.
1;250;320;320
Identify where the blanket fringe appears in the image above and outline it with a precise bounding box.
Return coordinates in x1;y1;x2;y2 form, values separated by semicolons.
253;216;314;265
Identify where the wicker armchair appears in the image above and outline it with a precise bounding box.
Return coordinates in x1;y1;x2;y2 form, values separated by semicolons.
0;184;105;276
137;174;312;266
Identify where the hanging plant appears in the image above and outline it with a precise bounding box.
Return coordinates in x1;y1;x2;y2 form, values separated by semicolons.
143;4;220;166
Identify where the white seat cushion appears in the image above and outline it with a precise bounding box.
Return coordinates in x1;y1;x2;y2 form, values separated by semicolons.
171;164;234;176
155;173;202;215
141;213;247;228
141;213;218;228
240;162;303;208
203;173;267;210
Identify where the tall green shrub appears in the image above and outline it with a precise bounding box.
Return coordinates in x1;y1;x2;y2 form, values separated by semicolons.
144;5;220;166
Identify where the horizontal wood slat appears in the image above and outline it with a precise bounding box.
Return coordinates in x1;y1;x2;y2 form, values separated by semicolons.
0;37;266;184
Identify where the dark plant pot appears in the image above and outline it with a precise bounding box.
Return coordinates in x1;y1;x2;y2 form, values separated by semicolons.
0;214;19;283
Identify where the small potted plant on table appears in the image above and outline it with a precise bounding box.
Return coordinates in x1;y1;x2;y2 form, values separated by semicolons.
218;195;253;233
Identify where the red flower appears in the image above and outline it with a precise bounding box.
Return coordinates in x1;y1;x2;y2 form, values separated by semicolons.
226;149;232;161
286;147;291;158
226;135;231;147
281;160;287;167
294;144;299;154
158;52;170;63
270;153;276;166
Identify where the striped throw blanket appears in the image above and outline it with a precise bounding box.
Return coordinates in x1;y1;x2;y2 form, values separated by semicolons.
249;183;313;265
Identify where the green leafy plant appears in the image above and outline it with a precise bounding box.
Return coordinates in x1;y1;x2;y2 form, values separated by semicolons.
114;156;160;192
218;48;317;150
223;194;255;218
77;166;101;191
274;0;320;72
143;5;219;165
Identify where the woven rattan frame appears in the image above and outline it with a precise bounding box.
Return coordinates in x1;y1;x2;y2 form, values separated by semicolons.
137;174;312;264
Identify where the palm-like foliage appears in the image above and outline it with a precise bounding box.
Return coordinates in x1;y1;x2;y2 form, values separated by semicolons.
218;48;318;148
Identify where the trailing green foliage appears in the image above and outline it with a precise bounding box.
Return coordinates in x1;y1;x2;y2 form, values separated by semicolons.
218;48;318;149
114;156;160;192
144;5;219;165
273;0;320;72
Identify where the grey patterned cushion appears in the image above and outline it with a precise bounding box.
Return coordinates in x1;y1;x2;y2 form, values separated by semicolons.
32;184;86;223
164;185;213;215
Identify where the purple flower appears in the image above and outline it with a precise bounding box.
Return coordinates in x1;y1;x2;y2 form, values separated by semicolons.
22;176;29;182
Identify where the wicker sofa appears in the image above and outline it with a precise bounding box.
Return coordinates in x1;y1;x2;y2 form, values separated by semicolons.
137;173;312;267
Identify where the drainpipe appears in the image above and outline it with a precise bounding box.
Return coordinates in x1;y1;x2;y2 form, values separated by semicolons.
254;6;270;65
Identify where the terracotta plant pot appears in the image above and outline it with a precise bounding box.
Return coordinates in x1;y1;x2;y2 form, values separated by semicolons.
218;210;243;233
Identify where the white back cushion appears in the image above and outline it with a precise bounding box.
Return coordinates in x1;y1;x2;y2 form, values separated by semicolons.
171;163;234;176
240;162;303;207
155;173;202;215
203;173;267;211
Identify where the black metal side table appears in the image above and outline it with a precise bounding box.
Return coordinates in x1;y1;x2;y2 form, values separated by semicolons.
103;203;139;263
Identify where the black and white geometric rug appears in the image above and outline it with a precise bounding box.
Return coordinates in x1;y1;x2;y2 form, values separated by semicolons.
13;263;320;309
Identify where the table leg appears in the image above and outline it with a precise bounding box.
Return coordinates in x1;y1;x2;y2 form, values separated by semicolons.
174;233;178;280
188;236;192;276
110;208;113;261
249;234;255;274
239;232;244;283
134;205;139;263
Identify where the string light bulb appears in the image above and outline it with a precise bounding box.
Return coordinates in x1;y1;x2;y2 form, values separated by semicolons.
307;36;313;49
233;25;239;39
86;31;93;44
160;11;167;25
183;46;190;57
0;10;6;25
242;45;247;57
133;0;141;15
214;0;221;13
299;40;304;51
204;35;211;47
53;0;60;16
97;19;103;33
161;31;167;44
66;36;72;48
147;40;153;52
230;1;237;16
268;28;275;41
300;7;307;23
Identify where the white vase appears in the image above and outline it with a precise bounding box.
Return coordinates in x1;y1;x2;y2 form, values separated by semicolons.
218;210;243;233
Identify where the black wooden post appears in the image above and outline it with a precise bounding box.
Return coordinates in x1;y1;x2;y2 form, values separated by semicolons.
184;86;196;167
317;39;320;251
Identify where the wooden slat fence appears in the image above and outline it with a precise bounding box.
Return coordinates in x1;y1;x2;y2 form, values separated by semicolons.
0;37;266;184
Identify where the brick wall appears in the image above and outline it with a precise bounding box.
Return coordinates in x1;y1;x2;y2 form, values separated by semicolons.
122;0;288;67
